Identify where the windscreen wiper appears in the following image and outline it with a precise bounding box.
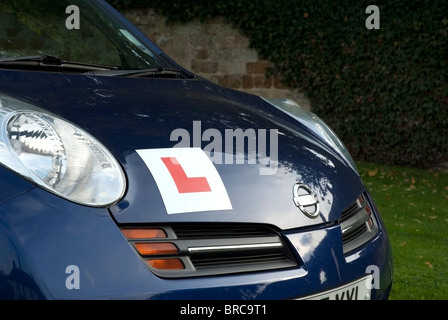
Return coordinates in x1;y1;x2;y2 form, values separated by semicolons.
0;54;118;72
0;55;186;78
89;66;183;78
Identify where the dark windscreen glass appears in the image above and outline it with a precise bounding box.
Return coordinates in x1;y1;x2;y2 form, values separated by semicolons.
0;0;159;70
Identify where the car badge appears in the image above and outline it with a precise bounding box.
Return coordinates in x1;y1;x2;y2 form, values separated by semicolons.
292;183;320;218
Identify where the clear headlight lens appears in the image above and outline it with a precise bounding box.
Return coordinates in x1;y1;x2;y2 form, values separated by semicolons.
0;94;126;207
263;98;358;173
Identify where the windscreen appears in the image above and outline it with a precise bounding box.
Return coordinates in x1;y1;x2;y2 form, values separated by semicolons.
0;0;160;70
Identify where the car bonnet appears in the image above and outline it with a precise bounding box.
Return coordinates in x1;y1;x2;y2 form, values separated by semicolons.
0;70;364;230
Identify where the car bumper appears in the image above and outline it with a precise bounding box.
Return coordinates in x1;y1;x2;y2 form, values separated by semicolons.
0;185;393;300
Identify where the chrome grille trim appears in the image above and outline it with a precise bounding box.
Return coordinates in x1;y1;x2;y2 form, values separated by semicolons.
188;242;283;253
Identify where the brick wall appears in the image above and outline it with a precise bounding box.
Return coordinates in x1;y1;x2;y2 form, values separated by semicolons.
124;9;311;110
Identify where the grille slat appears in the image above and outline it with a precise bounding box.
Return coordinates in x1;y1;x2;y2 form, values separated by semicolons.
340;202;360;222
192;253;288;268
342;224;368;245
173;225;270;239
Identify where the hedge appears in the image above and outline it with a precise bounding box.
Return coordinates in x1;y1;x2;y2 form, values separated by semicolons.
108;0;448;169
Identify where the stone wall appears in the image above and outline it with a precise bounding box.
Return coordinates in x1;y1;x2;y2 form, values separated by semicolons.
124;8;311;110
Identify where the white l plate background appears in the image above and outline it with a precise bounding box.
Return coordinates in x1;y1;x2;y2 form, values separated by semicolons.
136;148;233;214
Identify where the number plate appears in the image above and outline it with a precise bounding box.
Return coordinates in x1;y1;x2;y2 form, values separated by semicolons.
299;275;373;300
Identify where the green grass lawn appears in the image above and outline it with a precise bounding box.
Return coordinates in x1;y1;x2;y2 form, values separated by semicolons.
357;162;448;300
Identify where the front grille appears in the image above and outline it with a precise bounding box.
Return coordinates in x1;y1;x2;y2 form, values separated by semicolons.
339;192;379;255
122;224;298;278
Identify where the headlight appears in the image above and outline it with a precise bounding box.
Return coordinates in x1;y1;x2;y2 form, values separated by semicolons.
0;94;126;207
263;98;358;172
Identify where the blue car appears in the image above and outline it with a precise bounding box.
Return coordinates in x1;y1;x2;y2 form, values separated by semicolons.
0;0;393;300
